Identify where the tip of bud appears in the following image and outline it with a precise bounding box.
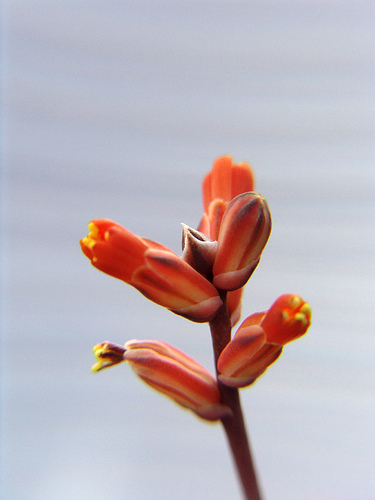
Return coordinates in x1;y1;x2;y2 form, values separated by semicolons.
261;294;312;344
92;342;126;372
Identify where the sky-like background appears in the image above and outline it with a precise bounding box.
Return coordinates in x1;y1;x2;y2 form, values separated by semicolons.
1;1;375;499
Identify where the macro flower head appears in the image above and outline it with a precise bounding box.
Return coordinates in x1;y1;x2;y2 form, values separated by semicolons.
83;154;311;499
82;155;311;421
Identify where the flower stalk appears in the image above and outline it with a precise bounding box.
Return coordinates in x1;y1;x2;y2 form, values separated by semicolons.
209;291;262;500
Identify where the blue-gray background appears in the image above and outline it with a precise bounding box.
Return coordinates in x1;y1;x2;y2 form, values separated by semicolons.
1;2;374;499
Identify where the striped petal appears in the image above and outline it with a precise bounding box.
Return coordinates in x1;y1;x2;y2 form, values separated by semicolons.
124;340;231;421
212;193;272;290
81;220;222;322
132;248;222;322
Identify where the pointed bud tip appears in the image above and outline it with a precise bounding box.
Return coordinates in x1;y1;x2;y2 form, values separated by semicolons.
212;192;271;290
91;342;126;372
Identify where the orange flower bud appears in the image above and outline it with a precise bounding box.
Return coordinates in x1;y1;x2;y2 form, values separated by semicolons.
212;193;272;291
124;340;231;421
217;294;311;388
80;219;149;282
199;156;255;240
260;294;312;345
80;220;222;322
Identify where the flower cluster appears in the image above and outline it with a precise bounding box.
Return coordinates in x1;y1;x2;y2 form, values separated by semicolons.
81;155;311;421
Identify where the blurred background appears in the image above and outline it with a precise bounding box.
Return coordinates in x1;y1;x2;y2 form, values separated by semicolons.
1;1;374;499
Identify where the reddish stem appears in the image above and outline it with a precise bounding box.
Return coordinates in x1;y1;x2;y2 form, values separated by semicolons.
209;293;262;500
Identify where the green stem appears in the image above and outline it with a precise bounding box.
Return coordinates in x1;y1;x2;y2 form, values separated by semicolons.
209;293;262;500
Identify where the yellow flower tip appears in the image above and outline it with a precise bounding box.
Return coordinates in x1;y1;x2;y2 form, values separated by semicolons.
80;222;103;255
92;342;105;355
285;296;311;324
81;235;96;250
290;295;302;308
261;294;312;345
294;312;309;325
91;341;126;372
300;302;312;316
91;361;105;373
87;221;99;235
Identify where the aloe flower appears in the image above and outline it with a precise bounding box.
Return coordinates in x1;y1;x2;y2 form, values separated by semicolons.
82;155;312;500
80;219;222;322
92;340;231;421
217;294;312;388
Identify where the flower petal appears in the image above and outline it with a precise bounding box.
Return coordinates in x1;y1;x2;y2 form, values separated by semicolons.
213;193;272;290
217;325;266;380
202;156;255;213
124;340;231;421
132;249;222;322
219;344;282;388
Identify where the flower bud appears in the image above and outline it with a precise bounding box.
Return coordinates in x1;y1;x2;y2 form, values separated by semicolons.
212;193;272;290
124;340;231;421
260;294;312;345
81;220;222;322
217;294;311;388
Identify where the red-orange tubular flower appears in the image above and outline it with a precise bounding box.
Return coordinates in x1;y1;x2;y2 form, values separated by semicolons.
123;339;232;421
80;219;222;322
217;294;312;388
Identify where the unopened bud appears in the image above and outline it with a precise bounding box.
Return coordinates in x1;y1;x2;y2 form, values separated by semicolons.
212;193;272;290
